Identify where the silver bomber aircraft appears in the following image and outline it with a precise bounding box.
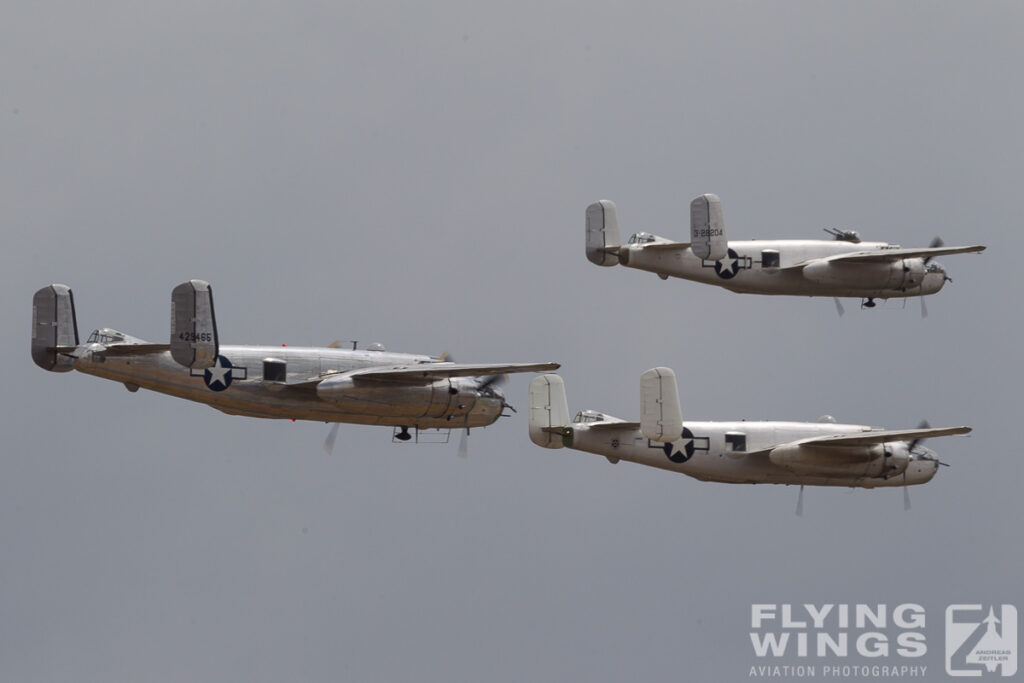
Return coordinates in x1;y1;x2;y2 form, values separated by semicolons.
586;194;985;312
32;281;559;445
529;368;970;506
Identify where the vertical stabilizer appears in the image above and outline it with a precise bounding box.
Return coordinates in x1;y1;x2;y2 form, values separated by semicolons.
690;193;727;260
529;374;571;448
640;367;683;442
586;200;621;266
32;284;79;372
170;280;218;368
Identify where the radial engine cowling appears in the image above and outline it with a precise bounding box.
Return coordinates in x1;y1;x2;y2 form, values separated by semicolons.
769;441;910;479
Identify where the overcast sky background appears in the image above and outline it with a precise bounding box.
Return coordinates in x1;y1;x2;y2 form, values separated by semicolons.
2;3;1022;681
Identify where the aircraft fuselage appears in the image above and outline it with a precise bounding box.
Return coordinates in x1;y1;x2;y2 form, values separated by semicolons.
72;342;505;428
560;418;939;488
620;239;947;299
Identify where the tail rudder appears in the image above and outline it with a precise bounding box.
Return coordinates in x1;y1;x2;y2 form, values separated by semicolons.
690;193;727;260
32;284;79;372
586;200;621;266
170;280;219;368
640;367;683;442
529;374;571;448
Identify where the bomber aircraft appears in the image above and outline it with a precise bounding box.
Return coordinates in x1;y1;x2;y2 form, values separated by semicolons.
529;368;970;510
586;194;985;314
32;281;559;449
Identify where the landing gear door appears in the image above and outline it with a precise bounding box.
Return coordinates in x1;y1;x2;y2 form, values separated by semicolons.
170;280;218;368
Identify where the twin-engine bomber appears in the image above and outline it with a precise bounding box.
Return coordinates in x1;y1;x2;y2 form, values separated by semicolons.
586;194;985;312
529;368;970;505
32;281;558;444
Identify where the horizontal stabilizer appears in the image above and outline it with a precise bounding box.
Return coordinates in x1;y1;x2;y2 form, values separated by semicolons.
796;426;971;448
638;241;692;252
32;284;79;372
102;343;171;356
349;361;560;385
585;420;640;431
824;245;986;265
170;280;218;369
640;367;683;442
529;374;571;448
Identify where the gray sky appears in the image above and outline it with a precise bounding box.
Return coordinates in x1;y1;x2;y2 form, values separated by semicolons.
2;3;1021;681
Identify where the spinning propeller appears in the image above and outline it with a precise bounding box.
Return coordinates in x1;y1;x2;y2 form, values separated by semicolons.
320;352;513;457
899;420;950;511
923;237;944;265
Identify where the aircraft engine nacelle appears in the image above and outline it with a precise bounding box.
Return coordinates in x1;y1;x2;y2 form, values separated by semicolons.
769;442;909;479
802;259;926;291
316;375;479;420
882;441;911;477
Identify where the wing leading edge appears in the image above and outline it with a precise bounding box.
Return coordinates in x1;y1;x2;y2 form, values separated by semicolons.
794;426;971;447
777;245;985;271
823;245;985;264
285;362;562;388
743;426;972;458
351;362;560;384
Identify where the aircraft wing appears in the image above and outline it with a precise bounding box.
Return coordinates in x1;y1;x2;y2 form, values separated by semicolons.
743;426;972;457
824;245;985;264
794;426;971;447
346;362;561;384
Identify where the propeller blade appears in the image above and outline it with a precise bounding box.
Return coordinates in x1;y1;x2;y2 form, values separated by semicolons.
924;237;944;265
328;340;342;349
920;294;928;319
907;420;931;452
323;423;340;454
477;373;508;391
833;297;845;317
457;429;469;459
903;472;911;511
795;485;804;517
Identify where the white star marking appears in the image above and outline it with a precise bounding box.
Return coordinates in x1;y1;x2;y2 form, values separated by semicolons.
718;256;736;272
206;357;231;388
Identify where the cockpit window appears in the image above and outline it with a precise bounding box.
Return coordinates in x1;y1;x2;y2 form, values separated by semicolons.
628;232;655;245
926;262;945;273
573;410;605;424
87;329;125;344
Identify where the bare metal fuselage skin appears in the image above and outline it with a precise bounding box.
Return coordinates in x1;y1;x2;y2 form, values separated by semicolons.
73;340;505;428
563;418;939;488
619;239;947;299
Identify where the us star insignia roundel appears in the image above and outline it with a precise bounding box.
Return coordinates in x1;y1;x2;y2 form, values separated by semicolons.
190;355;248;391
